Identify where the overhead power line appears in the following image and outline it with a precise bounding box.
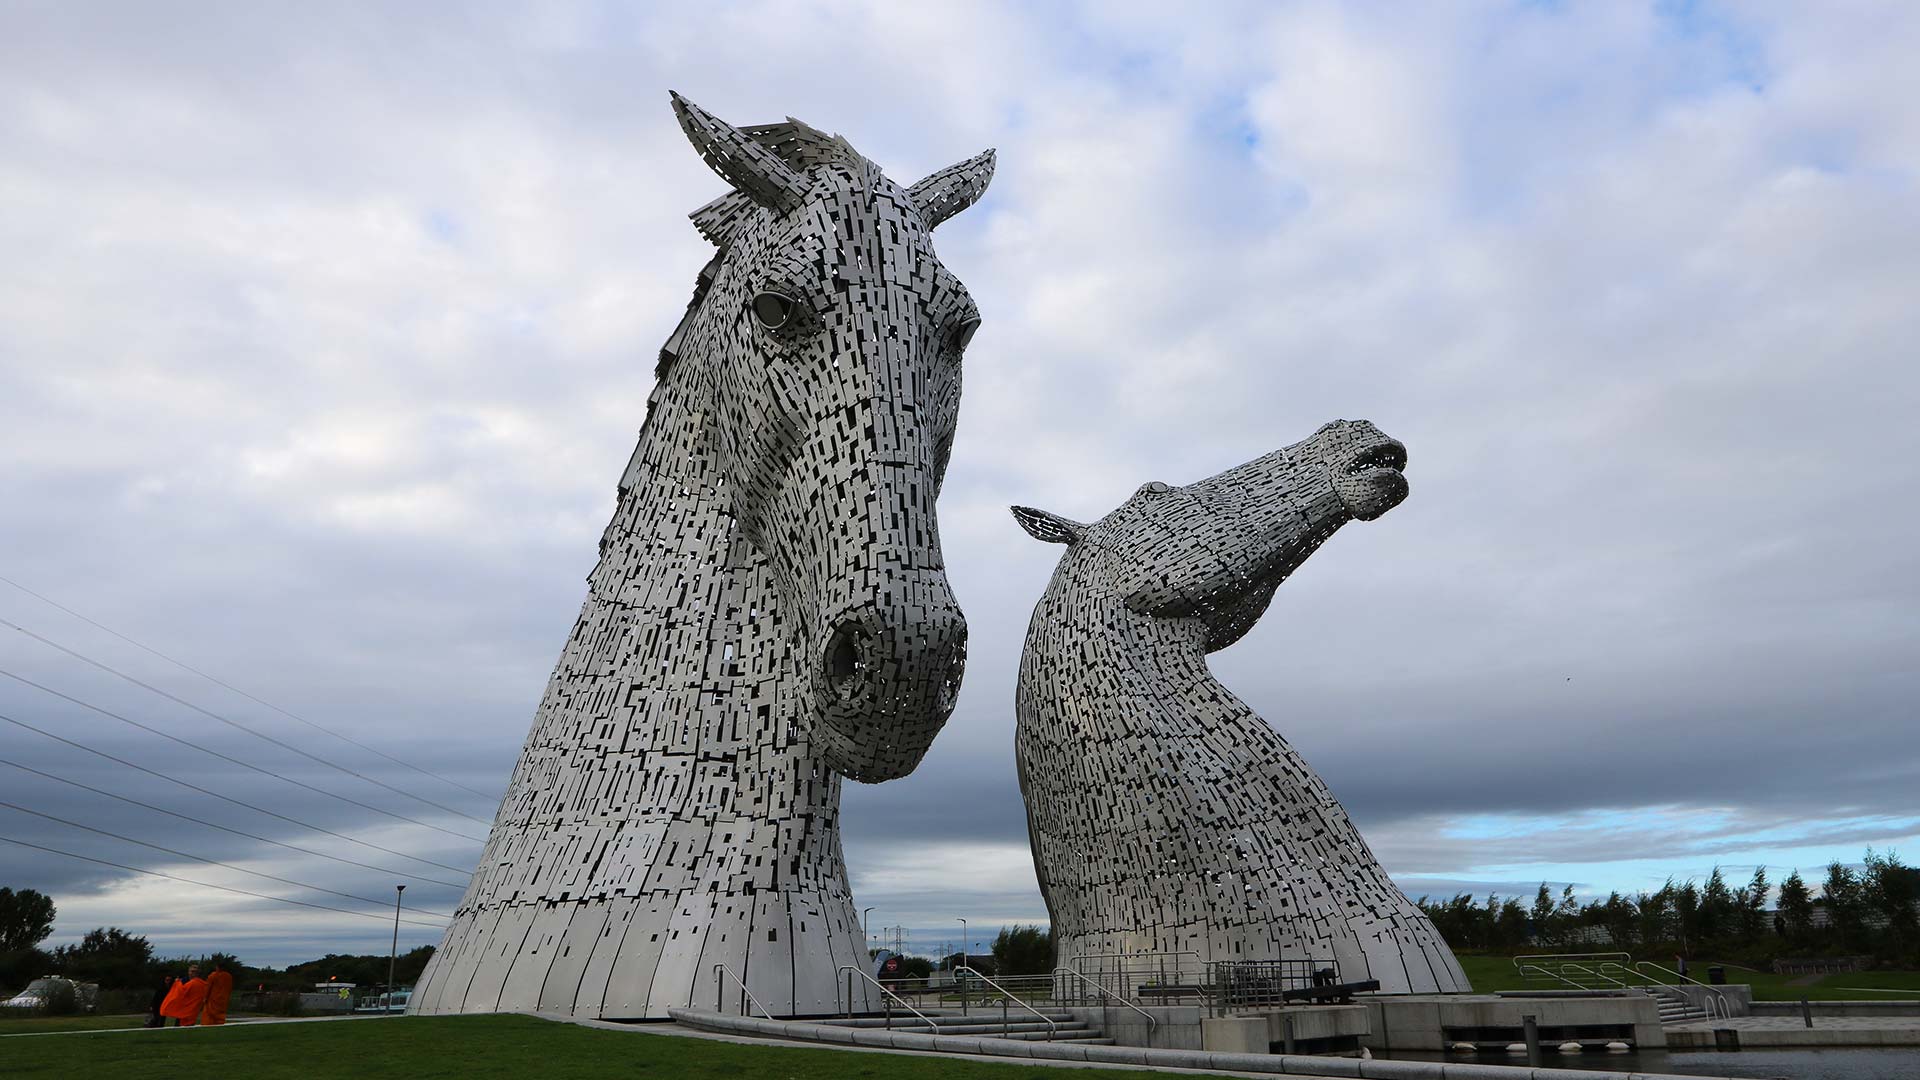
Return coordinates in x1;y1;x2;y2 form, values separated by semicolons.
0;800;452;919
2;615;492;827
0;755;467;889
0;834;450;929
0;665;486;844
0;708;477;876
0;572;496;801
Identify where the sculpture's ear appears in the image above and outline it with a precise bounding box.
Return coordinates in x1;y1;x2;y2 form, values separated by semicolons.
670;91;807;214
907;149;995;229
1010;505;1085;545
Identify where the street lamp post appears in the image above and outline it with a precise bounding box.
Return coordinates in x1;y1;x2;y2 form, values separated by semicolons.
387;884;405;1013
957;918;967;971
863;907;874;954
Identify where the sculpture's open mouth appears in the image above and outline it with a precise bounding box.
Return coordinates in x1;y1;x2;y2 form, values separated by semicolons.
1341;439;1407;478
1332;434;1410;522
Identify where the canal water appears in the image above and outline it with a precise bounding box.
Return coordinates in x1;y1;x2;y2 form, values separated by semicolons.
1377;1047;1920;1079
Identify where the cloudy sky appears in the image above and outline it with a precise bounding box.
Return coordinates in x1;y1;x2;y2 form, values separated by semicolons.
2;1;1916;968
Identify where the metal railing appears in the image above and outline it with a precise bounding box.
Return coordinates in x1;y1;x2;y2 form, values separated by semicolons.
836;965;939;1031
1514;962;1595;991
1513;952;1634;989
1206;958;1340;1015
711;963;773;1018
1068;950;1205;1005
1633;960;1732;1021
1055;967;1157;1045
955;966;1056;1039
1558;960;1635;991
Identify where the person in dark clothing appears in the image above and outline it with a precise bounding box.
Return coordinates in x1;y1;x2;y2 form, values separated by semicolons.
145;974;173;1027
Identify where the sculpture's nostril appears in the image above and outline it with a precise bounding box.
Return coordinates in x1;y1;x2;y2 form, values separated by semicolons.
823;623;869;702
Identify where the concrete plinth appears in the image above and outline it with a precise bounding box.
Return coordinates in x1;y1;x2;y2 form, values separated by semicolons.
1363;993;1664;1052
1203;1016;1269;1053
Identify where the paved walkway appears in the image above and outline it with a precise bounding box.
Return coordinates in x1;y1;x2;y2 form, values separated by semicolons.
0;1014;384;1038
1667;1013;1920;1048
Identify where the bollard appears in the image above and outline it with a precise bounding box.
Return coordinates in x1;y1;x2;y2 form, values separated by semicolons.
1282;1012;1297;1055
1522;1014;1542;1068
1801;997;1814;1028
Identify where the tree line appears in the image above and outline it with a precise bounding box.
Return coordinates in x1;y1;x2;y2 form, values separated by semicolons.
1415;850;1920;967
0;887;436;1001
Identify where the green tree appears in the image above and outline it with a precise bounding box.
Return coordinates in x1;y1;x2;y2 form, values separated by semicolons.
1673;880;1701;955
1863;850;1919;956
1741;866;1770;939
0;888;57;951
1777;869;1814;940
1700;867;1736;940
1634;886;1671;948
51;927;154;990
1599;891;1636;948
1495;896;1529;947
1530;884;1555;942
990;925;1054;976
1822;863;1864;949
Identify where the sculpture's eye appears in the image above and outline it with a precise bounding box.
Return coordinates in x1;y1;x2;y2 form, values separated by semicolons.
752;291;797;330
953;316;981;351
1140;481;1172;496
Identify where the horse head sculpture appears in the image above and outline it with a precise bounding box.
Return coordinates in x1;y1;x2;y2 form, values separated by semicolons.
413;97;997;1019
668;94;991;781
1013;419;1408;649
1009;419;1469;993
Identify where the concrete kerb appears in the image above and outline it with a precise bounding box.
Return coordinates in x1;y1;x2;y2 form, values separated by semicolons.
663;1007;1723;1080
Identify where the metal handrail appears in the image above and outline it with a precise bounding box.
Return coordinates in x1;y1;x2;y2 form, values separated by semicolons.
711;963;773;1018
1559;960;1634;991
1055;967;1156;1044
1513;951;1632;975
1633;961;1731;1021
1070;949;1204;1003
836;965;938;1031
1514;962;1596;991
956;966;1056;1039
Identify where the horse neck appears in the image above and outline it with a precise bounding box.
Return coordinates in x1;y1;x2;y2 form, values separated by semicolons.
1032;550;1215;689
602;363;842;827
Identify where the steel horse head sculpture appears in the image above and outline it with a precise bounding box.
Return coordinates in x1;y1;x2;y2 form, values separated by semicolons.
1012;420;1471;994
413;94;992;1019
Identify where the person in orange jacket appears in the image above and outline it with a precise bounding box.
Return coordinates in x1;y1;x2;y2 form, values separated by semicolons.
157;963;209;1026
199;961;233;1026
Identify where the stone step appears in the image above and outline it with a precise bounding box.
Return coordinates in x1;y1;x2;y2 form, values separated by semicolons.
817;1014;1090;1030
962;1026;1100;1041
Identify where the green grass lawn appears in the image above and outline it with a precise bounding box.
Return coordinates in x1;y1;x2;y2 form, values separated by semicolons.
1450;952;1920;1001
0;1013;1210;1079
